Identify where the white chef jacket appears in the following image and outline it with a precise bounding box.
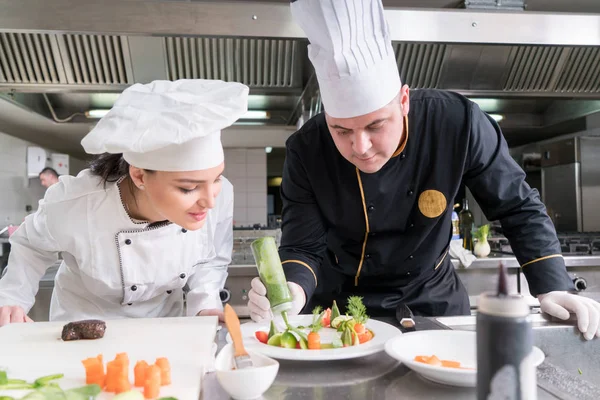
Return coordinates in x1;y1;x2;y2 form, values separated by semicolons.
0;169;233;321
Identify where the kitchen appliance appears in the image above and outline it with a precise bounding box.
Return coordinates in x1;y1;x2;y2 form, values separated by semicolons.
541;136;600;232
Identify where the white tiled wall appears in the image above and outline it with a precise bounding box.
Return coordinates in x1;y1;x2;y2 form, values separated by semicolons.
223;148;267;227
0;132;85;226
0;132;47;225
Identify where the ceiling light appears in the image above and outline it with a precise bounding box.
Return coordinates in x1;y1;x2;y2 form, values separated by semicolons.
468;98;499;111
242;110;270;120
489;114;504;122
85;109;110;119
265;147;273;153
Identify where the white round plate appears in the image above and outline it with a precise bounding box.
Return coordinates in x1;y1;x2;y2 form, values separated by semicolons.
384;330;545;388
227;315;401;361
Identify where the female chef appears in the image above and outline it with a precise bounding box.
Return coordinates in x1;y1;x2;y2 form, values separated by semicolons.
0;79;248;326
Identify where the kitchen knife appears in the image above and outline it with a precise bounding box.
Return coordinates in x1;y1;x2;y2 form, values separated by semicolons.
396;303;416;333
223;304;254;370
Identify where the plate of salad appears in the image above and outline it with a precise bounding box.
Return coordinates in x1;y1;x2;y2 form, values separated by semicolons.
228;296;402;361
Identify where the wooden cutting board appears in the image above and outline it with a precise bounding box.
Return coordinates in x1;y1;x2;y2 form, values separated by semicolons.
0;316;218;399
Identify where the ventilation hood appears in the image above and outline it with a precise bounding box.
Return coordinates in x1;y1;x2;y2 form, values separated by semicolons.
1;0;600;157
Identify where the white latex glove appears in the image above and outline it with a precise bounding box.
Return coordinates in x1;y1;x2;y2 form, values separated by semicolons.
248;277;306;322
539;291;600;340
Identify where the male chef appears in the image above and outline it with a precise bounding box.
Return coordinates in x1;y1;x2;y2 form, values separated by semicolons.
249;0;600;340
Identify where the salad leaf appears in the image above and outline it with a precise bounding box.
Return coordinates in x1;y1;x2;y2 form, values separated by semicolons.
64;384;101;399
309;306;324;333
33;374;64;388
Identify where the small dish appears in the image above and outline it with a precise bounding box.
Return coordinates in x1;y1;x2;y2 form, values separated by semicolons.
214;343;279;400
384;330;545;387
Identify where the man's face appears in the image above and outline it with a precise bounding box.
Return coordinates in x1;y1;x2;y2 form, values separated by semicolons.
325;85;410;174
39;173;59;188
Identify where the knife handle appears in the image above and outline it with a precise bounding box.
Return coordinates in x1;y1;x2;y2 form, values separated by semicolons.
224;304;248;357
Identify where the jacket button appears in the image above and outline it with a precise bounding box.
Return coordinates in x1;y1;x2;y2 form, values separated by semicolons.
410;223;414;228
400;153;406;159
365;254;371;259
369;232;376;237
367;205;375;212
407;190;414;196
127;303;133;306
167;290;173;294
181;228;187;233
125;239;132;245
180;273;186;279
407;271;411;276
409;255;414;260
131;285;137;291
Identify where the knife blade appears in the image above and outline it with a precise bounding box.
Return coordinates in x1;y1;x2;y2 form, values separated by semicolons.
396;303;416;333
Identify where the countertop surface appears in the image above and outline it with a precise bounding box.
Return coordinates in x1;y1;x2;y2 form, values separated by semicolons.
201;316;569;400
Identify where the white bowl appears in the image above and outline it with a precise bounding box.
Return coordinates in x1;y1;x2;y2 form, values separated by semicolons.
214;343;279;400
384;330;545;387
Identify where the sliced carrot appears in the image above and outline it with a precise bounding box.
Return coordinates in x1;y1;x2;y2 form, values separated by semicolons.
357;330;374;344
414;355;468;369
414;355;430;363
115;352;129;364
82;357;104;376
116;376;132;393
134;361;149;387
155;358;171;386
106;360;122;392
114;353;130;377
144;365;161;399
441;360;462;368
307;332;321;350
354;323;366;335
86;373;105;387
426;355;443;366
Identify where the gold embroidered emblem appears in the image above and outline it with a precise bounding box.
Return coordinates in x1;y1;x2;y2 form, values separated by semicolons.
418;190;447;218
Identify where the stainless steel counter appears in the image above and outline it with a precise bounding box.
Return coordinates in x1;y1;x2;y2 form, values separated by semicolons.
450;253;600;269
201;318;575;400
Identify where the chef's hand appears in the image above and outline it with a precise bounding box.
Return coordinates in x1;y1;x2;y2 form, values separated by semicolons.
248;277;306;322
539;291;600;340
0;305;34;327
197;309;225;322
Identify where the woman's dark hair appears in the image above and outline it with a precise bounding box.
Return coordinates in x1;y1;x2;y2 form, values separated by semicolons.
89;153;130;184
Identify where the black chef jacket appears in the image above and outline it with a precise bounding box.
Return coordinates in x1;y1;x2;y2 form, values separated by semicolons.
278;89;575;317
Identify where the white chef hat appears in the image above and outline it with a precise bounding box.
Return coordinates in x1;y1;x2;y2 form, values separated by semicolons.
291;0;401;119
81;79;249;171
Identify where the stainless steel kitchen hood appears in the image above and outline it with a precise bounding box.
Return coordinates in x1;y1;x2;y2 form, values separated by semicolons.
1;0;600;156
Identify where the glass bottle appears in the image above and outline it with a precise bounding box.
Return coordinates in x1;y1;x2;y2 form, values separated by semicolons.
459;198;474;251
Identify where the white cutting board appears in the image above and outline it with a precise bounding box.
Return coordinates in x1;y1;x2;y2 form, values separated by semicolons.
0;316;218;399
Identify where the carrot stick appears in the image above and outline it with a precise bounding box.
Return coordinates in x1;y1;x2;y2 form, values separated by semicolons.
106;361;120;392
144;365;161;399
134;361;149;387
86;373;105;387
155;358;171;386
307;332;321;350
82;358;104;376
115;376;132;393
353;323;366;335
